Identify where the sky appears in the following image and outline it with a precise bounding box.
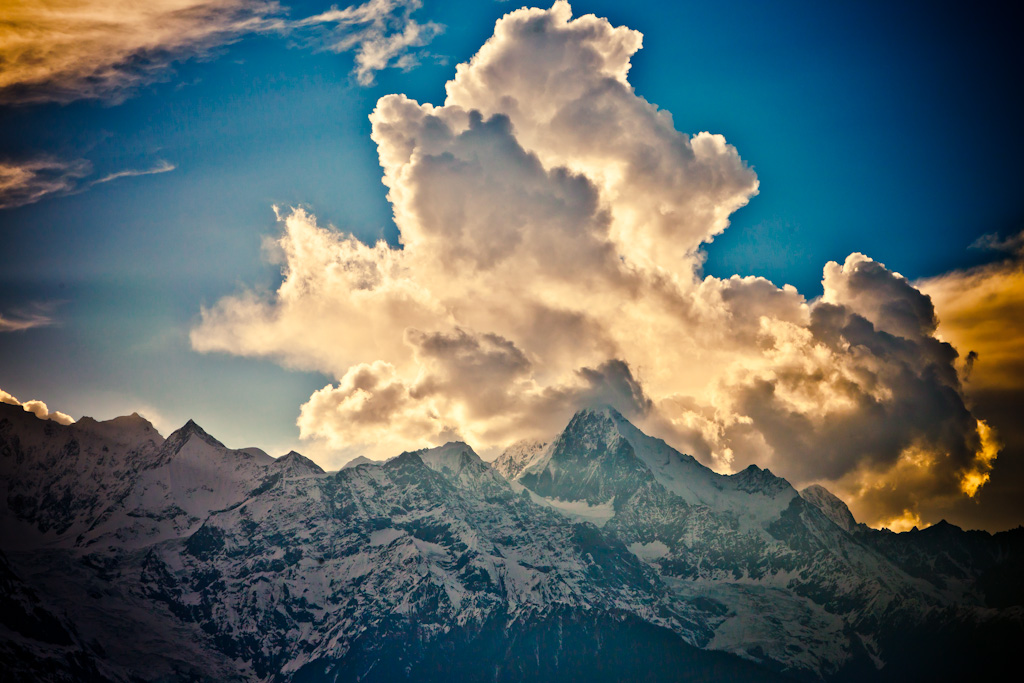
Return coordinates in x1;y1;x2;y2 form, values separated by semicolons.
1;0;1022;532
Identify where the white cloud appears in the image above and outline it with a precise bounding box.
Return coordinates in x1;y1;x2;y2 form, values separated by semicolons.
295;0;442;85
0;387;74;425
92;160;176;186
192;2;1000;526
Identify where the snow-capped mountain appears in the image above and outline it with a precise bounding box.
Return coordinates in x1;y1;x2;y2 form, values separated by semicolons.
491;439;547;481
498;407;1023;680
798;485;858;533
1;401;1020;681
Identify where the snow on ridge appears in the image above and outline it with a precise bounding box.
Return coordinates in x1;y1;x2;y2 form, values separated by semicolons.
342;455;377;469
274;451;325;475
493;438;549;480
800;484;857;532
73;412;165;445
525;491;617;528
415;441;484;477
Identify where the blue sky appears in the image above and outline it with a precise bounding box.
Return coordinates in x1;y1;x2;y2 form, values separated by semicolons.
1;1;1021;529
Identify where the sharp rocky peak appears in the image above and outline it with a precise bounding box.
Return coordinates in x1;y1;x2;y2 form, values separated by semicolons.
162;419;226;454
729;463;793;494
275;451;325;474
799;484;858;532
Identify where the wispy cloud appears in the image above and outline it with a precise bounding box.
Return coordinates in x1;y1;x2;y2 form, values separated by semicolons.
0;313;53;333
294;0;443;85
970;230;1024;255
91;160;177;186
0;157;91;209
0;302;60;333
0;156;177;209
0;1;283;105
0;1;443;105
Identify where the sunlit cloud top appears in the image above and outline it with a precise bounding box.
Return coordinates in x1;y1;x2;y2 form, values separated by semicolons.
1;386;74;424
190;1;1001;528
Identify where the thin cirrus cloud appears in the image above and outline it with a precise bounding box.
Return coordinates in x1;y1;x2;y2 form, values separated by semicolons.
294;0;443;85
191;2;1007;529
0;0;441;105
90;160;177;186
0;157;91;209
0;301;60;334
0;310;55;333
0;157;176;210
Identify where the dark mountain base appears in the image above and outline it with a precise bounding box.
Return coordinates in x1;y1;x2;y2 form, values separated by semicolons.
293;610;793;683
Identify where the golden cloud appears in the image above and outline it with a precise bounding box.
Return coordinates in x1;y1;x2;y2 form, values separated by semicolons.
919;246;1024;392
1;387;74;425
0;0;440;104
0;157;90;209
191;2;1006;527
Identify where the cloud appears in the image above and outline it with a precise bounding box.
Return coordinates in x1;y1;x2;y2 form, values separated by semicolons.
712;254;992;526
0;157;91;209
0;301;60;334
0;155;179;209
91;160;176;186
0;1;443;105
0;387;74;425
914;233;1024;528
0;304;57;332
918;235;1024;392
294;0;442;85
192;2;1003;525
0;0;282;105
970;230;1024;255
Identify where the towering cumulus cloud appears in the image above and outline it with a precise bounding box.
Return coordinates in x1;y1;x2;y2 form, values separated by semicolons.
192;2;997;528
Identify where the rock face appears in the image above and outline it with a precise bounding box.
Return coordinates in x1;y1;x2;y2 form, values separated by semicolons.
799;485;858;533
1;401;1021;682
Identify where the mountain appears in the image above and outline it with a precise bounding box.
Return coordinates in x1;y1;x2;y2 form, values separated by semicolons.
798;485;857;533
499;407;1024;680
1;400;1021;681
491;439;547;481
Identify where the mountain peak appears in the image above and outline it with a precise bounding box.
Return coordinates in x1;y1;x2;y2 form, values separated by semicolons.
729;464;792;495
799;484;857;532
415;441;487;479
275;451;324;474
494;439;549;480
342;455;376;469
572;404;627;425
519;408;649;505
71;411;163;445
163;418;225;454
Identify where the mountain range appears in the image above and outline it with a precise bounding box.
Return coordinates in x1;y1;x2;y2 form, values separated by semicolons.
1;401;1021;681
